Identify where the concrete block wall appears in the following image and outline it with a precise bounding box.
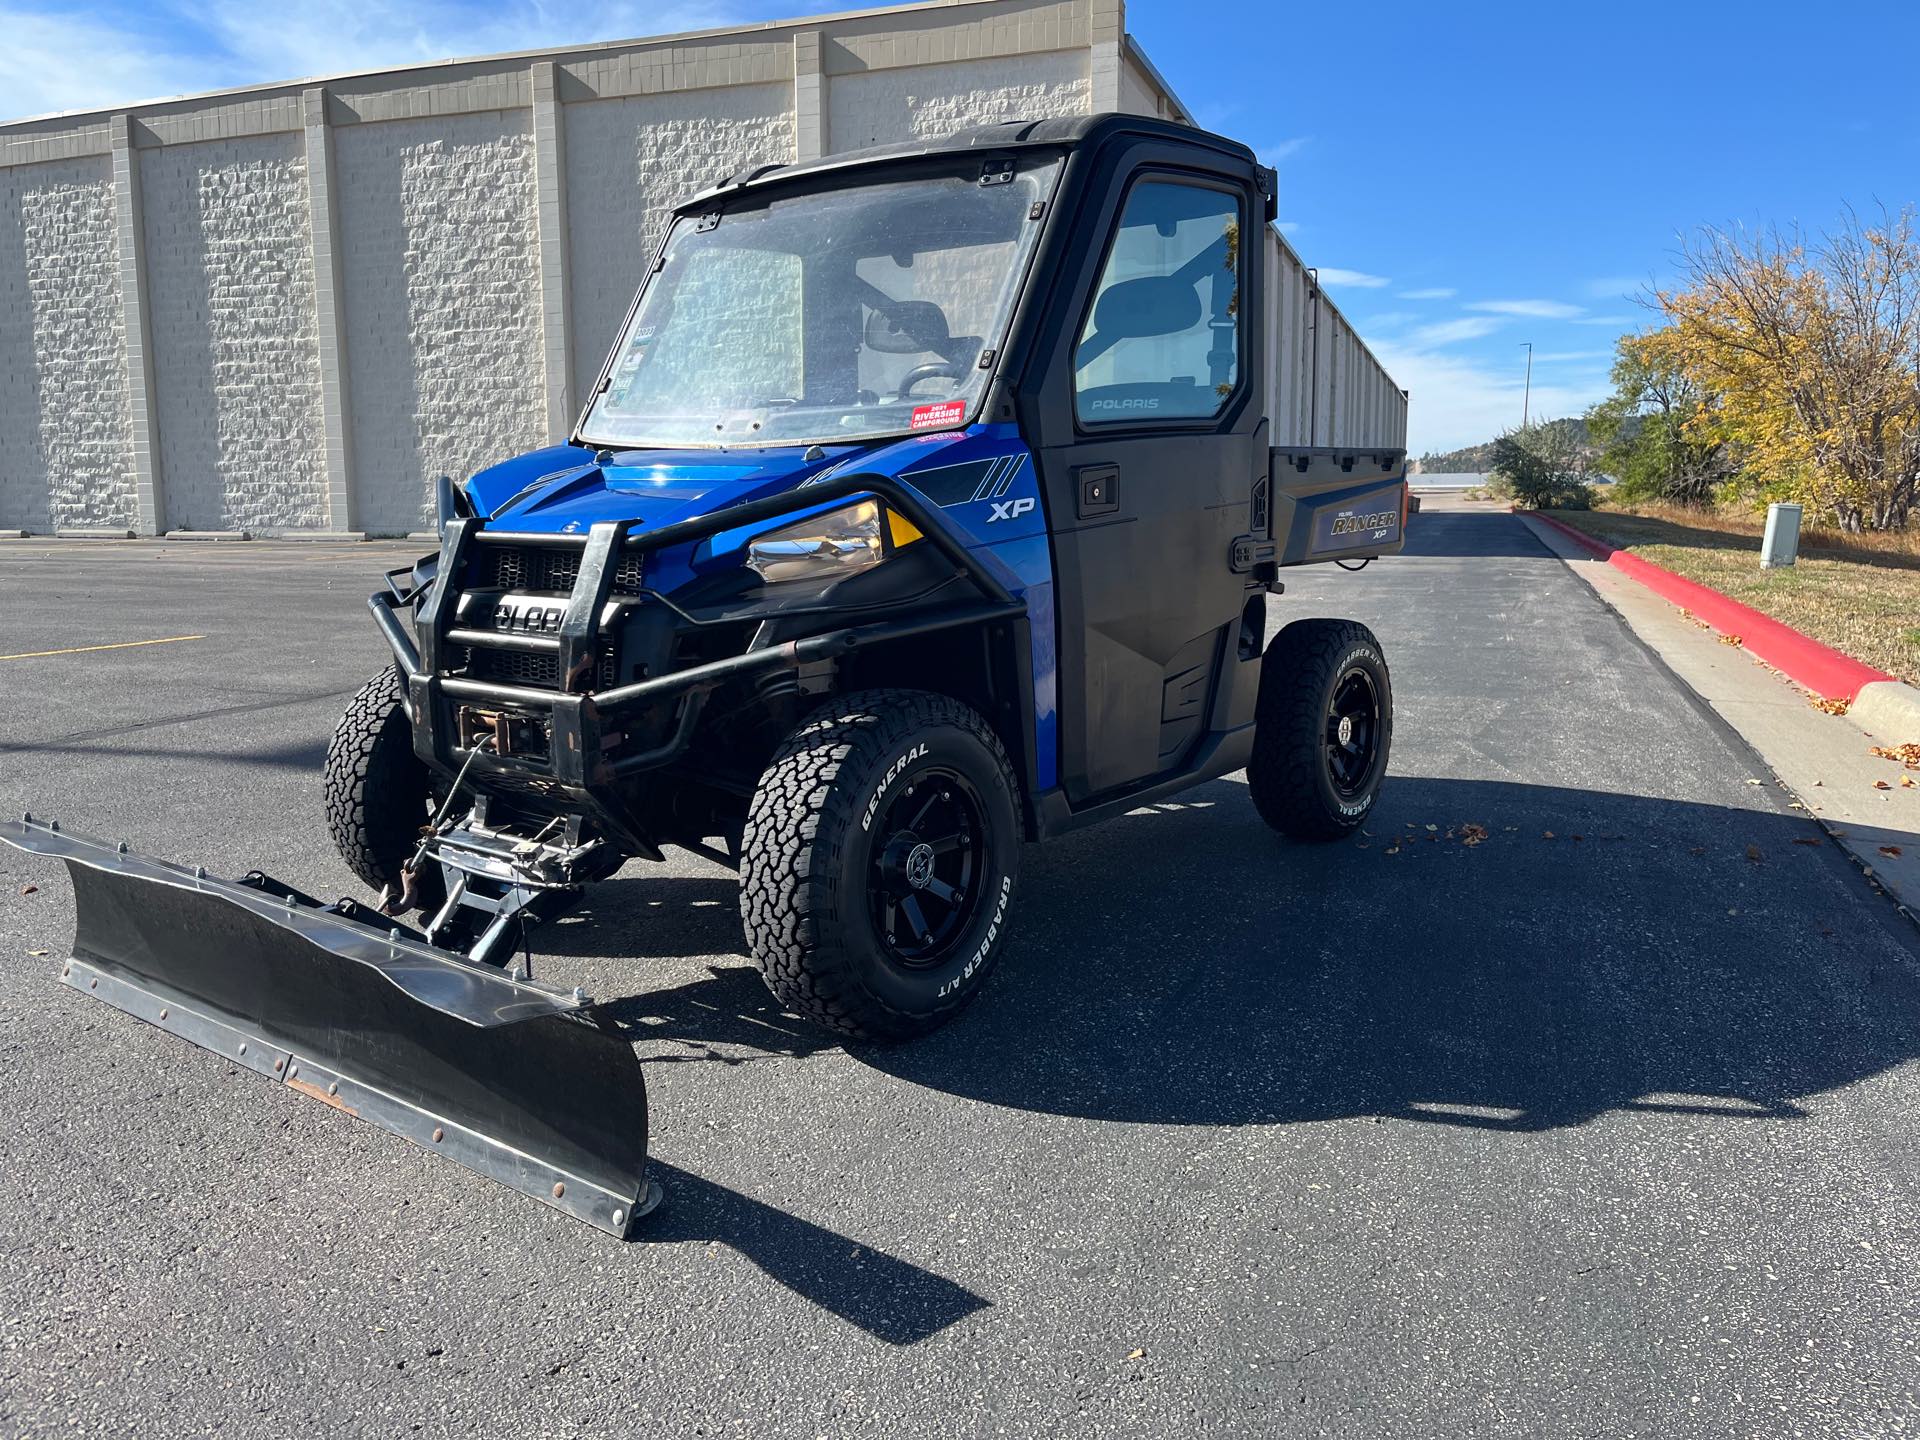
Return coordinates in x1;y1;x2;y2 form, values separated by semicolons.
0;158;136;531
0;0;1406;536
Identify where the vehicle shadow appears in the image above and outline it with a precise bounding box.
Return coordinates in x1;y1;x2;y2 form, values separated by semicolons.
859;774;1920;1130
604;774;1919;1134
638;1159;991;1345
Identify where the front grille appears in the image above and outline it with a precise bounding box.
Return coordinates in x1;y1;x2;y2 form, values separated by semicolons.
475;545;643;595
444;643;619;692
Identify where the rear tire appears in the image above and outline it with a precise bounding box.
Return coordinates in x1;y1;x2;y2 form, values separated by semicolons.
740;689;1021;1041
1247;619;1392;840
323;667;436;894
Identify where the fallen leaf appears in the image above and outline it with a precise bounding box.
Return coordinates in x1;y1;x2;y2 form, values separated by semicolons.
1689;846;1707;856
1873;780;1892;791
1793;837;1823;847
1745;844;1762;863
1571;834;1585;843
27;949;49;958
1880;846;1905;858
18;884;36;895
1810;696;1851;716
1868;743;1920;769
1384;846;1400;855
1543;830;1556;839
1718;633;1744;647
1460;823;1489;846
1745;779;1763;787
1425;824;1438;832
1126;1349;1145;1362
1903;776;1917;789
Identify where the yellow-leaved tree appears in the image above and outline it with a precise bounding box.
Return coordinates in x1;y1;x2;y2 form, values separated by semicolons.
1656;207;1920;532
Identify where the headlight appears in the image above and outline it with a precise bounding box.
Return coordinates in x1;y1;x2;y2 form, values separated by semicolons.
745;499;920;584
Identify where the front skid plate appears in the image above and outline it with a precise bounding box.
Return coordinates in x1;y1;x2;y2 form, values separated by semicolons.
7;817;658;1238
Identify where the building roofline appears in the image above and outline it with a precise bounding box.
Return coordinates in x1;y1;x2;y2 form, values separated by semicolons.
0;0;1015;132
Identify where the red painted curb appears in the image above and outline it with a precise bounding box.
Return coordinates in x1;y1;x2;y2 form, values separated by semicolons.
1527;510;1896;702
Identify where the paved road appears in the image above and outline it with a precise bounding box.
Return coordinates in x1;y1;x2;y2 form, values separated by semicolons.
2;511;1916;1437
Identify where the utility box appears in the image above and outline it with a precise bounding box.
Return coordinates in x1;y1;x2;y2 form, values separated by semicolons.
1761;502;1803;568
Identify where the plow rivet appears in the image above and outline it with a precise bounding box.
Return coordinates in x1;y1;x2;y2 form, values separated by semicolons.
48;820;58;832
117;841;129;855
327;1082;338;1097
88;978;97;989
287;1064;297;1079
273;1058;284;1072
159;1008;168;1020
195;866;206;880
237;1043;248;1056
551;1183;565;1200
612;1207;626;1227
432;1127;444;1143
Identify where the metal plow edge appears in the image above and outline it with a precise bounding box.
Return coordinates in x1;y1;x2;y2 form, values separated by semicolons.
5;816;658;1238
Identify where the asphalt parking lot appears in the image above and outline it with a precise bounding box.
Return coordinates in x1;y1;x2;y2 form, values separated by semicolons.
3;506;1917;1437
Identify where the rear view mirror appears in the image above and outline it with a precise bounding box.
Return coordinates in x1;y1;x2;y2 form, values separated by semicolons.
864;300;951;355
1091;275;1200;340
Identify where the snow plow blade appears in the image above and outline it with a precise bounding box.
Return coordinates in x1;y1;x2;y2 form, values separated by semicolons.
4;816;656;1237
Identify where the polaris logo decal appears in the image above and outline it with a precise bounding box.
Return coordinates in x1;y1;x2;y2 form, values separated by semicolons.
862;743;929;832
1091;397;1160;412
494;597;568;633
987;497;1035;523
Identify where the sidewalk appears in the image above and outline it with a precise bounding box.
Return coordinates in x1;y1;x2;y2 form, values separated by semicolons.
1521;511;1920;922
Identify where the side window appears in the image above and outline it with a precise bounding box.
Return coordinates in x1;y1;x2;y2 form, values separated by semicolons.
1073;181;1242;424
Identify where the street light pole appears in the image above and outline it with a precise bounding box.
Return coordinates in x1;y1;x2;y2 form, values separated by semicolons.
1520;341;1533;429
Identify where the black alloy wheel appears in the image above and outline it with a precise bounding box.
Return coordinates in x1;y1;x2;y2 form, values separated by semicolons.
868;768;989;966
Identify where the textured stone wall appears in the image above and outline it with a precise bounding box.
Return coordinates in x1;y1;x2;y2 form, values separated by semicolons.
141;136;327;531
337;113;545;535
826;51;1091;150
563;84;794;395
0;158;135;531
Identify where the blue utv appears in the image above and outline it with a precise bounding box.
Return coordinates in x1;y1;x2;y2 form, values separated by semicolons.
7;114;1408;1236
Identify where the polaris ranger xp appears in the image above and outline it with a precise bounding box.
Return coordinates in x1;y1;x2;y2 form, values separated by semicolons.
6;114;1407;1236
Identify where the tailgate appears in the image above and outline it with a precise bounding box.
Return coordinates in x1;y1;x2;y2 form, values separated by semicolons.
1269;448;1409;567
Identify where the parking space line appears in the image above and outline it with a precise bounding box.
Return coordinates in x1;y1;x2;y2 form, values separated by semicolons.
0;635;205;661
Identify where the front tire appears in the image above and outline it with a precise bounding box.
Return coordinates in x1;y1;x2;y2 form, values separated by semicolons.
1247;619;1392;840
323;667;436;894
740;689;1021;1041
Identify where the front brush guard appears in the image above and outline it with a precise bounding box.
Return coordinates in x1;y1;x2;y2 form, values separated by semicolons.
4;816;657;1237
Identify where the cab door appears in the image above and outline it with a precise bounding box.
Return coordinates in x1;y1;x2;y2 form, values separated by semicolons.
1021;150;1266;804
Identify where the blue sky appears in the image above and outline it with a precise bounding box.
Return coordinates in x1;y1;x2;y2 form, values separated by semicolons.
4;0;1915;452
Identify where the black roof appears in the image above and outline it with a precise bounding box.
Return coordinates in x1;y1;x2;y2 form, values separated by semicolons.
679;112;1257;214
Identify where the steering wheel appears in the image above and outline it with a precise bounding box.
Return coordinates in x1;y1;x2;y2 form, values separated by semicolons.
895;362;961;400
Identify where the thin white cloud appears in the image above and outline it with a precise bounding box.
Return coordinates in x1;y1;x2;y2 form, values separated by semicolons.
1377;344;1614;453
1258;137;1309;165
1570;315;1639;328
1316;267;1391;289
1530;348;1615;364
1583;275;1647;300
1466;299;1587;319
1405;316;1504;348
1;0;748;121
1275;220;1303;235
1397;287;1456;301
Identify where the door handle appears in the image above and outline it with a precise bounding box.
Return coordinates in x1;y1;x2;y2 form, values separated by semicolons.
1074;464;1119;519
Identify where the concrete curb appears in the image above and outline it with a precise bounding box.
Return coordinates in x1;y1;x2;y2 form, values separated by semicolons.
1851;680;1920;745
1528;510;1902;706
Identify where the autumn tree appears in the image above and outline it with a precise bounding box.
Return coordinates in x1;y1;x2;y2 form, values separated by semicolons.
1586;329;1735;505
1657;208;1920;531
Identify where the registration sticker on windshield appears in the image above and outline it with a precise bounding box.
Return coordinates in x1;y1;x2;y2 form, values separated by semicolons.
910;400;967;432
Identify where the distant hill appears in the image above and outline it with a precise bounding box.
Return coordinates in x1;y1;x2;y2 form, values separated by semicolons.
1414;417;1603;475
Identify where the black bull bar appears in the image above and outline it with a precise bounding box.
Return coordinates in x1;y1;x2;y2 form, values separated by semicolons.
4;816;658;1237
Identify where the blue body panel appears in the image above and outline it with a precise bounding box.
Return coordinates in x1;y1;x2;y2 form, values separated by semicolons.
463;426;1058;790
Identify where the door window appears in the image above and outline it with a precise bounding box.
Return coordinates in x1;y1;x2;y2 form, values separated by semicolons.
1073;181;1243;424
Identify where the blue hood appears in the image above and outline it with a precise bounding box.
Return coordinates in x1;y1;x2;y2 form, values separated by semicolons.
462;444;872;534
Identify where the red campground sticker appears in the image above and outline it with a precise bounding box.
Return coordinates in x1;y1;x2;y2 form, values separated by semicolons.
909;400;967;431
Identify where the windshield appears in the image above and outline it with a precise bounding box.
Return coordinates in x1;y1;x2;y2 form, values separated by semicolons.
579;159;1059;449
